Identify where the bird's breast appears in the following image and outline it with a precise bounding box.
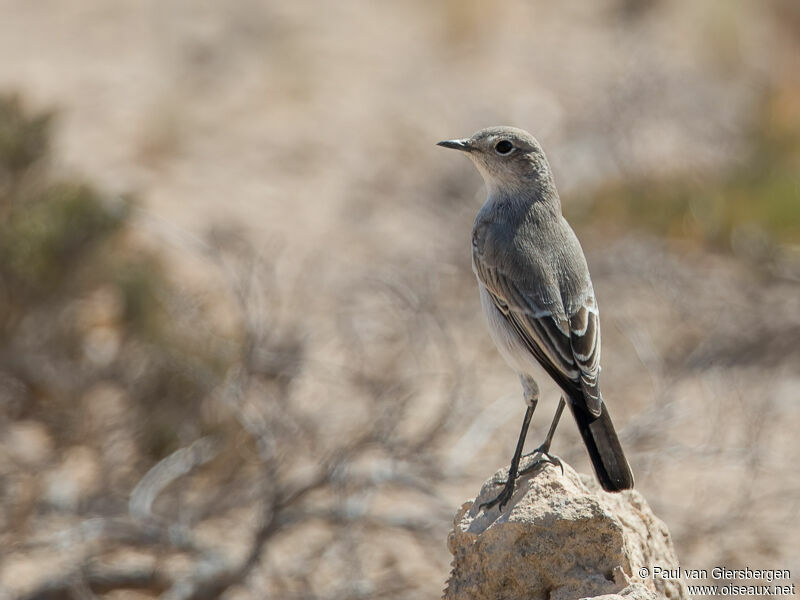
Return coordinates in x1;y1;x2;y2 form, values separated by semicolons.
471;211;514;270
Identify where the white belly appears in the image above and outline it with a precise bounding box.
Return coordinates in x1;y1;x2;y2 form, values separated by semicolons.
478;282;552;387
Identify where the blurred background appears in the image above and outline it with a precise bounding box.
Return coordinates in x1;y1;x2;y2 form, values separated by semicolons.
0;0;798;598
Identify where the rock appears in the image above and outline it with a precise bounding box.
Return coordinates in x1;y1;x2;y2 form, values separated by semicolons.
444;458;688;600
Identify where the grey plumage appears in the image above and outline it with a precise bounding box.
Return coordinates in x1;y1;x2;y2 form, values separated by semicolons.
438;126;633;501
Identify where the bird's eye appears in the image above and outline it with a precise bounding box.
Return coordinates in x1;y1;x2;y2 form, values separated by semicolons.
494;140;514;155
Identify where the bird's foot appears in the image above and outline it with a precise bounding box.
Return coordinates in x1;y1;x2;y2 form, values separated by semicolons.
520;445;564;476
479;474;517;512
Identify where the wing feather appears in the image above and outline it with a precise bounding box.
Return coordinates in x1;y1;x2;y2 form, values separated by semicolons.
476;258;603;416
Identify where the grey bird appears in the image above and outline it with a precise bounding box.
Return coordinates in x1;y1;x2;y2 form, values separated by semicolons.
438;126;634;510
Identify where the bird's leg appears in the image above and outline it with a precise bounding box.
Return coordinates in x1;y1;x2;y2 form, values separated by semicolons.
521;395;566;476
481;377;539;512
480;401;535;511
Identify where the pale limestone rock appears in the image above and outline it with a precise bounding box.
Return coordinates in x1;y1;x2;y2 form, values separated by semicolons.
444;459;687;600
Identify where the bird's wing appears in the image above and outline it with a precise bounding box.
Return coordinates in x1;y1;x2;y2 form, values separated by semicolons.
567;299;602;413
475;258;603;416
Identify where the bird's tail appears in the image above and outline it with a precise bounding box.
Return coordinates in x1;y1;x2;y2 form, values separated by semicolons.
567;398;634;492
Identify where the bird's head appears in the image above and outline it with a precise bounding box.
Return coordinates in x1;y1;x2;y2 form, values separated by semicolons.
437;126;555;198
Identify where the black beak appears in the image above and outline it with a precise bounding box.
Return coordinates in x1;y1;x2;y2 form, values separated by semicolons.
437;139;472;152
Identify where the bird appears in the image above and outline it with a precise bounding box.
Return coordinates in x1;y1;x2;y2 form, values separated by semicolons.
438;126;634;511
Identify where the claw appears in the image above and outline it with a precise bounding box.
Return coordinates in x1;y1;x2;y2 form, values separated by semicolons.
520;446;564;477
479;476;517;511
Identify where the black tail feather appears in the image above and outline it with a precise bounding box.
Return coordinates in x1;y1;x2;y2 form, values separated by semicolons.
567;398;634;492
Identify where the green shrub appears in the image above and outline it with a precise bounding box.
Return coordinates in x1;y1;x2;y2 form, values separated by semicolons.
0;95;227;459
571;88;800;252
